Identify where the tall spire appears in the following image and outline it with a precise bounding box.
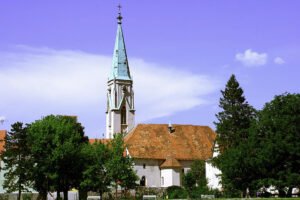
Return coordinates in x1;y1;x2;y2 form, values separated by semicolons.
109;4;131;81
106;5;135;138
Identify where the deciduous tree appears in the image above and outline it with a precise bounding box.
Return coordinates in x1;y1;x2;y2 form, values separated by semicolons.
106;134;138;198
252;93;300;197
183;160;208;197
28;115;88;200
80;141;111;199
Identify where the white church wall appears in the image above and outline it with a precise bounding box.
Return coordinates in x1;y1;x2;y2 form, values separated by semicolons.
172;169;181;187
133;159;161;187
105;111;111;139
205;161;221;190
161;169;181;187
161;169;173;187
127;111;135;133
0;160;5;193
111;110;121;134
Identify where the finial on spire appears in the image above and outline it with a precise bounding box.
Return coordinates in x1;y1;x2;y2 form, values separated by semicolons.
117;4;123;24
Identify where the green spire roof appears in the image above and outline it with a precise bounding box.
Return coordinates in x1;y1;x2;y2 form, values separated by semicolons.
109;12;131;81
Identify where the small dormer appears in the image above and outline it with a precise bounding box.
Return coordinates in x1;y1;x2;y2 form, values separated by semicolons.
168;122;175;133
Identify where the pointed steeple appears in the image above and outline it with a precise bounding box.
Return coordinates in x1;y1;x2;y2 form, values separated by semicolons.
109;7;131;81
106;5;135;138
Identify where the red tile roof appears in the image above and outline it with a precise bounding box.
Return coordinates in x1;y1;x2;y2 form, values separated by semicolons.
124;124;216;161
0;130;7;154
160;156;182;168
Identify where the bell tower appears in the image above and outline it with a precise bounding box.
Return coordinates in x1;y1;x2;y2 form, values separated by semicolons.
106;8;135;139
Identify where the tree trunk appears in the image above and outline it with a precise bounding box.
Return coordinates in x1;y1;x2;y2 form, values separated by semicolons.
287;187;293;197
115;184;118;199
79;189;87;200
18;184;21;200
278;188;286;197
37;192;47;200
57;191;61;200
63;190;68;200
99;191;103;200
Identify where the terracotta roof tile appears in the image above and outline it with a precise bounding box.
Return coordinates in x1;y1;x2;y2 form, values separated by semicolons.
160;156;182;168
0;130;7;154
124;124;216;161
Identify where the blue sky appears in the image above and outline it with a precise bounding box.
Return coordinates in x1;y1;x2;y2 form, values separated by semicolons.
0;1;299;138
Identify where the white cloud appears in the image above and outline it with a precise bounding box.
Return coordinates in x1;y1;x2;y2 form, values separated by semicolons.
274;57;285;65
235;49;268;67
0;46;219;136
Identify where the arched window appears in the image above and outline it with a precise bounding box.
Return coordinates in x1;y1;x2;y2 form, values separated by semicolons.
140;176;146;186
121;106;126;124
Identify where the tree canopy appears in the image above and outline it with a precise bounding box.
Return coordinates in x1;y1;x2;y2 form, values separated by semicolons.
215;74;256;152
80;141;111;199
1;122;31;200
251;93;300;196
27;115;88;200
214;74;257;196
106;133;138;198
214;75;300;197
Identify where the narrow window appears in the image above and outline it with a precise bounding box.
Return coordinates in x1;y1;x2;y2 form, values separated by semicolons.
143;164;146;169
121;106;126;124
140;176;146;186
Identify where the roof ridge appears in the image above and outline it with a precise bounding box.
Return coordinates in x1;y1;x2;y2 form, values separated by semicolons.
137;123;211;127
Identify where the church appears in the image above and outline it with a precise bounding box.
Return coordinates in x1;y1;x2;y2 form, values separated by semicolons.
102;10;221;189
0;9;221;192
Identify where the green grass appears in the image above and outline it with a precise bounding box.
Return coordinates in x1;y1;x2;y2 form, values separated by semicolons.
162;198;300;200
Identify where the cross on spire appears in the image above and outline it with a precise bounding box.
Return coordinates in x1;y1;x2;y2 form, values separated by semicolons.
117;4;123;24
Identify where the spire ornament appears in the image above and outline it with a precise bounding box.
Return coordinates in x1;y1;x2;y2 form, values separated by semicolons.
117;4;123;24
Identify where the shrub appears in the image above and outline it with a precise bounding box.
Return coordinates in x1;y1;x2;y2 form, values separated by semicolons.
0;194;8;200
166;186;188;199
23;193;33;200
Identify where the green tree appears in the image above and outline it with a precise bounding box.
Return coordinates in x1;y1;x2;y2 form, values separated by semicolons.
252;93;300;197
183;160;208;197
106;134;138;198
213;74;257;196
215;74;256;152
214;141;259;197
1;122;31;200
27;115;88;200
80;141;111;199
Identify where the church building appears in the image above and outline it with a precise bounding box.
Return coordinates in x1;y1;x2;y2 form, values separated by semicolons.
0;9;221;192
105;10;221;189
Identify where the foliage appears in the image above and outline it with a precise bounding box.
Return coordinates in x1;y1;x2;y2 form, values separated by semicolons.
1;122;32;200
27;115;88;200
183;160;208;191
166;186;188;199
251;93;300;197
188;186;210;199
80;141;111;198
183;160;209;198
215;74;256;152
22;193;33;200
213;74;257;196
0;194;9;200
106;133;138;197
